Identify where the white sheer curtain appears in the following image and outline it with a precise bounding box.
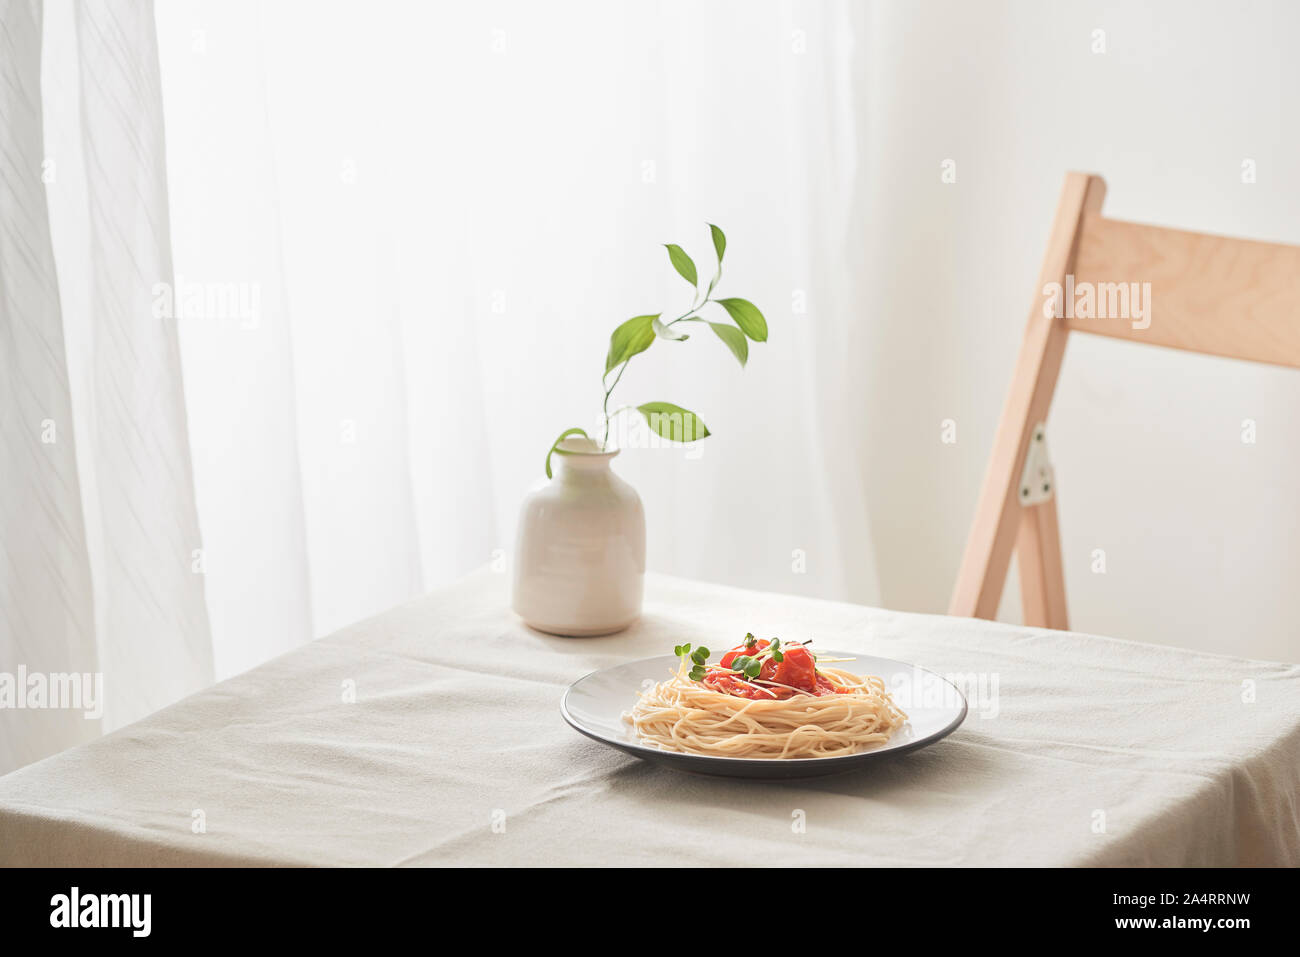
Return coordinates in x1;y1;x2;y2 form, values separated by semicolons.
154;0;883;679
2;0;212;773
0;0;97;773
3;0;882;772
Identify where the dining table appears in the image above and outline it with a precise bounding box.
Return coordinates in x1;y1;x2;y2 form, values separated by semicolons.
1;567;1297;867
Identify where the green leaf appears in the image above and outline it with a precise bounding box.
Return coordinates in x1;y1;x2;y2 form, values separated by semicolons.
637;401;711;443
664;244;698;288
705;224;726;295
715;298;768;342
772;650;784;663
652;317;689;341
744;661;761;679
682;643;691;654
706;322;748;367
697;647;710;659
708;223;726;264
544;427;589;479
605;314;659;374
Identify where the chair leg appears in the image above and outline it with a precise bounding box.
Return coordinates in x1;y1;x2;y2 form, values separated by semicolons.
949;172;1106;622
1017;497;1069;630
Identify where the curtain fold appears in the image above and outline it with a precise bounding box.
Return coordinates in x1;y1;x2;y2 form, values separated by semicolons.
0;0;100;772
66;0;213;727
1;0;212;772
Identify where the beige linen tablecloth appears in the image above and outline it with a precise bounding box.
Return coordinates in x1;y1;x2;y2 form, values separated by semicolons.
2;569;1298;866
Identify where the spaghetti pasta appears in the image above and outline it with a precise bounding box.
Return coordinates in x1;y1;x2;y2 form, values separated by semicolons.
624;638;907;759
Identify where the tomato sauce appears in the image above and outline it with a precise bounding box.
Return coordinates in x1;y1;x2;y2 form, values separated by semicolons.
702;639;844;700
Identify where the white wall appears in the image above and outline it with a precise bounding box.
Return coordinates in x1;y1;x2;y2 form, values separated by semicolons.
859;0;1300;660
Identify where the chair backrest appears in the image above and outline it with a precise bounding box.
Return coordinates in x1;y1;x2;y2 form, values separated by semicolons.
949;172;1300;629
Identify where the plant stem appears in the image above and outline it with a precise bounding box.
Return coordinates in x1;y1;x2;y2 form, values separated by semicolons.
600;364;630;449
600;404;638;448
599;292;714;450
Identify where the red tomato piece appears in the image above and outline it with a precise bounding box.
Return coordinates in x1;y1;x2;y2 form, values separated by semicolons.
771;645;817;692
700;639;836;699
718;639;768;669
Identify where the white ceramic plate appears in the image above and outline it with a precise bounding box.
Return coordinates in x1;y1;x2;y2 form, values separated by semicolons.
561;651;967;779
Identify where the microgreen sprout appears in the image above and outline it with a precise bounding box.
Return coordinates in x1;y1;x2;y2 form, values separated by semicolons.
728;636;783;678
678;634;829;686
676;643;710;681
728;655;763;679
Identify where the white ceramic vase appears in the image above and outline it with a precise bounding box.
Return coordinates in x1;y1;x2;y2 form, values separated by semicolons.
512;436;645;636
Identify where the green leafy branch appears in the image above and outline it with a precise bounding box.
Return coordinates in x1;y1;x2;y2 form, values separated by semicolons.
544;224;769;472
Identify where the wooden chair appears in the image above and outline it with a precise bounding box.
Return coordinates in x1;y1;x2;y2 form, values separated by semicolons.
950;171;1300;629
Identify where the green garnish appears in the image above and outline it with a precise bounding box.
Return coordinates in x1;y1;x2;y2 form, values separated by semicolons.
726;654;763;679
675;634;827;687
677;643;710;681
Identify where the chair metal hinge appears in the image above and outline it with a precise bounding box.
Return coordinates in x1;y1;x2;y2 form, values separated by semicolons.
1019;423;1054;506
